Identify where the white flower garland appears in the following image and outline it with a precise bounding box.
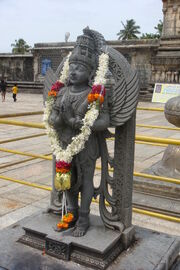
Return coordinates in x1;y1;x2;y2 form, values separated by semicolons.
44;52;109;163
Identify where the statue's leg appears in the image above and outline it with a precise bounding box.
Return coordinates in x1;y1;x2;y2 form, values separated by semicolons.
66;190;79;219
73;159;95;237
66;164;79;220
80;161;95;212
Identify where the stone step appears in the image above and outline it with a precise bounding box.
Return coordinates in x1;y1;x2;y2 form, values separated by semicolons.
134;176;180;200
133;191;180;217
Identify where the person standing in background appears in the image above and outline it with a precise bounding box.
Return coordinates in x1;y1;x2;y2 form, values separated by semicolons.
12;83;18;102
0;79;7;102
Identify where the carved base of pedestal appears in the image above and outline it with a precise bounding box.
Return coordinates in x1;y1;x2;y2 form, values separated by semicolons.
18;213;134;270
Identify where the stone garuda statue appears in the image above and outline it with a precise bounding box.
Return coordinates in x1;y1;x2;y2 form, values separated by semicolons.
43;27;139;237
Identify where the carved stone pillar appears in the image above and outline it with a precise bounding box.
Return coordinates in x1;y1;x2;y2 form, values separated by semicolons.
114;113;136;228
33;54;39;82
166;71;172;82
162;7;167;37
171;71;175;83
151;71;156;83
155;71;159;82
172;4;178;36
162;0;180;37
157;71;161;82
174;71;179;83
161;70;166;82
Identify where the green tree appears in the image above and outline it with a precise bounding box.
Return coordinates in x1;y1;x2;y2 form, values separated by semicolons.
11;39;31;54
117;19;141;40
154;20;163;38
140;33;159;39
141;20;163;40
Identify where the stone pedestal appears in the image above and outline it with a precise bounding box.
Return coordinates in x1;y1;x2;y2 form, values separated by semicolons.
0;212;179;270
19;213;134;270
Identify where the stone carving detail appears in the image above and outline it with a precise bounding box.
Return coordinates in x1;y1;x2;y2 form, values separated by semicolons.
44;27;139;236
70;243;123;270
151;69;180;84
46;239;70;260
19;234;45;250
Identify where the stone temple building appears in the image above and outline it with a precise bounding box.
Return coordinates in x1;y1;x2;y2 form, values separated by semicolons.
0;0;180;100
151;0;180;86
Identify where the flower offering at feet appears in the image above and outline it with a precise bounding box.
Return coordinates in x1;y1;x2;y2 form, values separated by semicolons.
63;213;74;223
56;213;74;230
57;221;69;229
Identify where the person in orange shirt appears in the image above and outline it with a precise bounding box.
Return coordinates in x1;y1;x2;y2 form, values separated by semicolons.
12;83;18;102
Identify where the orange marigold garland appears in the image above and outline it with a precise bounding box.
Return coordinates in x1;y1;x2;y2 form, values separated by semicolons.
48;81;64;98
88;84;106;105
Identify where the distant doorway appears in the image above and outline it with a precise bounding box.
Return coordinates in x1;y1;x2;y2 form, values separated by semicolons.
41;59;51;76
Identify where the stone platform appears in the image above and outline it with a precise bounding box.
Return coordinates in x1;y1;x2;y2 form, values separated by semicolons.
19;213;134;269
0;212;179;270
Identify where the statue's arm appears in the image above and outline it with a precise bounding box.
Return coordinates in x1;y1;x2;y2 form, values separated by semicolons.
48;95;63;128
92;95;110;131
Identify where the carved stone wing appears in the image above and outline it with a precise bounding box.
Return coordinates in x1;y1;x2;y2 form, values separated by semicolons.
102;45;139;127
43;58;66;103
97;45;139;231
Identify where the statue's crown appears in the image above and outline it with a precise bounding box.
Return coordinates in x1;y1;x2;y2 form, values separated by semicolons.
69;34;96;70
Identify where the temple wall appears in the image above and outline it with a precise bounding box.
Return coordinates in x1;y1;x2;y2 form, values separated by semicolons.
33;42;73;81
0;54;33;81
0;40;159;100
110;40;159;100
33;39;159;100
1;36;180;101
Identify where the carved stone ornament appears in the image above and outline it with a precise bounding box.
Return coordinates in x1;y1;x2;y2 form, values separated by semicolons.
152;96;180;179
44;27;139;235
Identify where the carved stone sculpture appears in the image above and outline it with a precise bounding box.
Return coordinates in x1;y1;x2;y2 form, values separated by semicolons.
152;96;180;178
44;27;139;237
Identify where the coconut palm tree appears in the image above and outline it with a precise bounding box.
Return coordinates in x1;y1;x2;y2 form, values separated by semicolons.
154;20;163;38
117;19;141;40
140;20;163;39
11;39;31;54
140;33;159;39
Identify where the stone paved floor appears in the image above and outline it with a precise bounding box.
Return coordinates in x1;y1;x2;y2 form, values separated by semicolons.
0;93;179;236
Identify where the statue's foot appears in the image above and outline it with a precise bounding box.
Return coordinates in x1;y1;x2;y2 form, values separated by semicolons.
72;227;88;237
72;215;89;237
72;224;89;237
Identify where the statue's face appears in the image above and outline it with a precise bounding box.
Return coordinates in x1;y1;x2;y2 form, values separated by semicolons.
69;63;90;85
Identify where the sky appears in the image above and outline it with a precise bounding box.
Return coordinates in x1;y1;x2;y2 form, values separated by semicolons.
1;0;163;53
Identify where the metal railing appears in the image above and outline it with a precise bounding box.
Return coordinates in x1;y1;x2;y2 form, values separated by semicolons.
0;107;179;224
